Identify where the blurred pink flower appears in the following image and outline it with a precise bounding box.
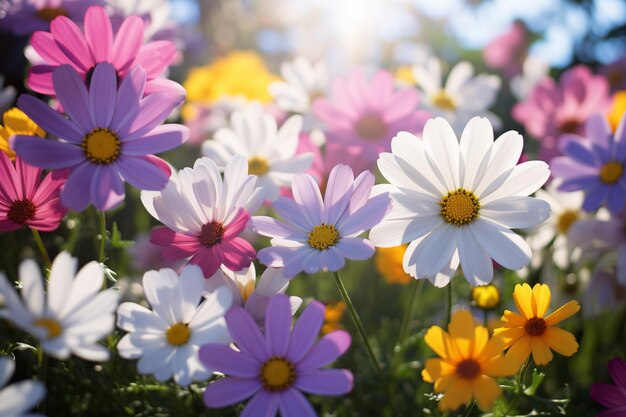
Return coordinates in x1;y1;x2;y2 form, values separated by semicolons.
483;21;527;78
512;65;611;162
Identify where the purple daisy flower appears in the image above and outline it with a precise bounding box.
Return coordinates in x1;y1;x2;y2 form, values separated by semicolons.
12;62;188;211
252;164;392;278
200;294;353;417
551;113;626;214
591;357;626;417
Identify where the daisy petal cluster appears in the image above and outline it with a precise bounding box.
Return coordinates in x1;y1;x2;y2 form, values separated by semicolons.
141;156;265;277
13;62;188;211
116;265;233;386
270;57;329;114
0;357;46;417
253;164;392;277
422;310;517;411
200;294;353;417
494;283;580;366
0;251;119;361
371;116;551;286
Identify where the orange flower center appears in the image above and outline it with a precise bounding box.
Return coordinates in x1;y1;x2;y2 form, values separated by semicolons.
525;317;547;336
82;128;121;164
432;90;456;110
7;199;36;225
166;323;191;346
308;224;340;250
556;210;579;234
260;357;296;391
440;189;480;226
455;359;481;380
33;317;62;339
199;221;224;247
354;114;388;140
599;161;624;184
248;156;270;176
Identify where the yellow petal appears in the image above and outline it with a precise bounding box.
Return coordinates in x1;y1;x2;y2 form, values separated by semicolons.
423;358;455;382
438;377;473;411
500;310;527;327
424;326;450;360
544;300;580;326
472;375;501;411
492;327;525;349
532;284;551;318
505;335;531;368
472;326;489;358
434;374;455;392
513;283;534;319
543;327;579;357
448;310;475;357
481;354;519;377
530;337;554;365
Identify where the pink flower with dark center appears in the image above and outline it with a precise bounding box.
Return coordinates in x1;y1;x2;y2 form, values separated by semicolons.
591;357;626;416
27;5;183;101
0;152;67;232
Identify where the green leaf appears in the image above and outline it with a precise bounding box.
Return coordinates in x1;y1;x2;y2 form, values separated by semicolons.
524;368;545;396
110;222;134;249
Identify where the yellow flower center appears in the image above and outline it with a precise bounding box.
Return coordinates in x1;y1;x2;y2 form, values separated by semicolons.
471;285;500;310
166;323;191;346
599;161;624;184
260;357;296;391
33;317;62;339
354;114;388;140
432;90;456;110
248;156;270;176
524;317;546;336
36;7;67;21
82;128;121;164
440;189;480;226
199;221;224;247
455;359;481;380
556;210;580;234
7;199;36;225
308;224;340;250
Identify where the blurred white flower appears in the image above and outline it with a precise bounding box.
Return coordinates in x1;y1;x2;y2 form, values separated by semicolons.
510;56;550;101
0;76;16;113
0;357;46;417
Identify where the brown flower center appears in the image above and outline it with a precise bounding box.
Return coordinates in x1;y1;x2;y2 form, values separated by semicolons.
599;161;624;184
431;90;456;110
36;7;67;22
7;199;36;225
260;357;296;391
456;359;481;380
199;221;224;247
525;317;547;336
354;114;388;140
556;210;579;234
559;119;581;134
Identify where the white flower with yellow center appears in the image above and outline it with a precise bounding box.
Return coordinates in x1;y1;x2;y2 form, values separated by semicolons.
413;58;501;134
202;104;313;200
370;117;551;286
0;252;119;361
116;265;233;386
0;357;45;417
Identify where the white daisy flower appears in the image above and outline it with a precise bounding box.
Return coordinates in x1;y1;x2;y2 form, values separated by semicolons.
0;357;45;417
0;252;119;361
370;117;551;287
202;104;313;200
269;57;329;115
204;263;302;323
527;182;585;269
510;56;550;101
413;57;501;134
116;265;233;386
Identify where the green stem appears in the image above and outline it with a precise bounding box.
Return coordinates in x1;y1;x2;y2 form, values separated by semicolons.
36;344;48;415
461;400;475;417
504;357;532;416
396;280;420;349
445;283;452;325
31;229;51;270
98;211;107;262
483;309;488;328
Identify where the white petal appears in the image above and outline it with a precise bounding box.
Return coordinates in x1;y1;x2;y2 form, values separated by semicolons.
481;161;550;204
189;286;233;329
116;302;168;333
413;224;458;278
19;259;45;317
457;229;493;285
423;117;459;190
459;117;493;190
59;261;104;319
474;130;523;198
470;218;531;270
0;379;45;415
143;269;180;324
481;196;551;228
255;268;290;296
179;265;205;323
47;251;78;314
0;357;15;388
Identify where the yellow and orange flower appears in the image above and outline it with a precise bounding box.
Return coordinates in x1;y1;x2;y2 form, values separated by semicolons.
494;283;580;367
374;245;412;285
471;284;501;310
608;90;626;132
0;108;45;159
322;301;346;334
422;310;518;412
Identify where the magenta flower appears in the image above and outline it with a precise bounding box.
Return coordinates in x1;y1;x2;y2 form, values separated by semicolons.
313;69;428;173
551;113;626;214
483;21;527;77
0;0;100;36
591;357;626;417
27;5;182;100
0;153;67;232
13;62;188;211
252;164;391;278
200;294;353;417
512;65;611;162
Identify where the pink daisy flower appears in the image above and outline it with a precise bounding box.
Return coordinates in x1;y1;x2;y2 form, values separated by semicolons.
512;65;611;162
0;153;67;232
27;5;182;100
313;69;428;173
0;0;100;36
141;156;266;278
252;164;392;278
200;294;353;417
13;62;188;211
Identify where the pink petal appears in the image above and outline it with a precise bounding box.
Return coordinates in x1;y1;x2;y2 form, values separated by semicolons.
84;6;112;63
220;238;255;272
112;16;145;75
50;16;93;72
150;227;199;259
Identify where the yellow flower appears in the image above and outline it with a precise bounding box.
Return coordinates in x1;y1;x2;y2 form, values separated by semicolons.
422;310;518;412
322;301;345;334
493;283;580;367
471;284;500;310
183;51;279;107
0;108;45;159
395;66;416;85
374;245;412;285
608;91;626;132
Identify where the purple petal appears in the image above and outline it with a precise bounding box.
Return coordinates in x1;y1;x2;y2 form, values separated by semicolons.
292;173;324;227
273;197;313;231
295;369;353;396
115;155;169;191
241;390;279;417
144;78;186;105
348;170;376;213
297;330;351;372
203;377;260;409
61;163;97;211
562;137;598;166
90;165;125;211
597;406;626;417
257;246;300;269
582;185;610;212
265;294;292;357
112;16;145;74
122;124;188;156
607;187;626;214
50;16;93;72
591;383;626;408
110;66;146;131
335;237;374;261
89;62;117;128
338;192;391;235
199;344;260;378
323;164;354;225
277;388;316;417
287;301;325;363
609;358;626;390
12;135;84;169
225;305;269;362
52;65;93;133
320;248;346;271
251;216;300;239
17;95;83;143
84;6;112;63
118;93;178;140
